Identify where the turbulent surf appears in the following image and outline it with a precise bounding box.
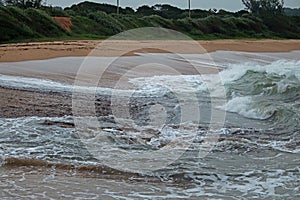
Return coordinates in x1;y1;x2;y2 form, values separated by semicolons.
0;51;299;199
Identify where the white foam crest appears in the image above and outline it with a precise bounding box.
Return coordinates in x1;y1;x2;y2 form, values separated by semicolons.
130;60;300;99
0;73;210;98
0;74;71;93
219;96;270;120
266;60;300;79
220;59;300;84
0;74;131;96
129;75;210;95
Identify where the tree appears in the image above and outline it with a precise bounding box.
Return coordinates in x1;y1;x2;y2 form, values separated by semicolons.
242;0;284;15
5;0;43;8
136;5;155;16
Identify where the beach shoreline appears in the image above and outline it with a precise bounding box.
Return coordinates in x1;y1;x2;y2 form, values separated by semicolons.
1;39;300;62
0;40;300;118
0;40;299;200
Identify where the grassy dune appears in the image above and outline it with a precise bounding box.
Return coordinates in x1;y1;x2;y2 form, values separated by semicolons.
0;6;68;42
1;4;300;43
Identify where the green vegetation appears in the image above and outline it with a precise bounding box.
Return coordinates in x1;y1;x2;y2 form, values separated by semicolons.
4;0;43;8
0;6;68;42
242;0;284;15
0;0;300;43
64;1;134;16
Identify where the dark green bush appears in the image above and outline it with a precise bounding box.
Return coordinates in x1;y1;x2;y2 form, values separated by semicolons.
71;16;101;34
87;12;124;35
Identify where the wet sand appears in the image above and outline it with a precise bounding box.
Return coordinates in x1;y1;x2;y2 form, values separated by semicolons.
0;88;72;118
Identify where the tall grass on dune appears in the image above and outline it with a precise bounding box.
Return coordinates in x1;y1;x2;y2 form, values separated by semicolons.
1;3;300;43
0;6;67;42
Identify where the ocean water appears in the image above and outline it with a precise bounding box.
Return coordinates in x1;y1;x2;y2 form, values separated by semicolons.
0;51;299;199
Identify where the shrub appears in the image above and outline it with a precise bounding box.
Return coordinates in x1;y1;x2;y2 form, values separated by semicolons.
87;12;124;35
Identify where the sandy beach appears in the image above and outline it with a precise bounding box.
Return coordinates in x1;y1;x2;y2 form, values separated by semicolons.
1;39;300;62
